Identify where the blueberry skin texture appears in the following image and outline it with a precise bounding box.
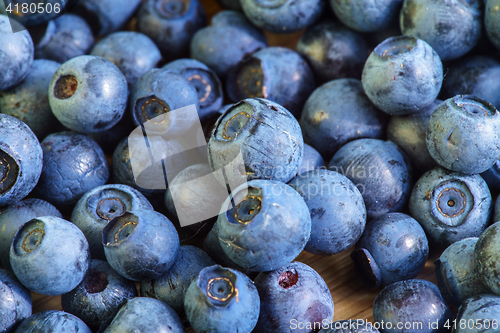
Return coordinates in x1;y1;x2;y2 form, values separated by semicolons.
361;36;443;115
486;0;500;50
0;199;61;271
137;0;207;62
318;320;380;332
0;59;60;140
216;180;311;272
36;132;110;206
34;14;95;64
240;0;324;33
71;184;153;260
474;221;500;295
209;98;303;185
300;78;388;161
298;143;326;174
0;15;34;91
184;265;260;333
102;297;184;333
373;279;452;333
409;167;492;246
61;259;138;331
226;47;315;118
400;0;483;61
254;262;334;333
329;0;403;32
141;245;215;314
190;10;267;79
0;115;43;207
351;213;428;288
297;20;368;84
0;269;32;333
328;139;412;219
14;311;91;333
453;295;500;333
289;169;366;255
435;238;490;307
49;55;128;133
10;216;91;296
102;210;180;281
90;32;162;89
426;95;500;174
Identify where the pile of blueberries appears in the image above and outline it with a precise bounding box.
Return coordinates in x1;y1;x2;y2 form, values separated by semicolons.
1;0;500;332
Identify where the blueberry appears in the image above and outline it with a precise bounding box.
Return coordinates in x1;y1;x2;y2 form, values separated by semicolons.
474;221;500;295
319;320;380;332
102;210;180;281
90;31;162;88
0;115;43;207
0;269;32;333
10;216;91;295
240;0;324;33
48;55;128;133
0;199;61;271
400;0;483;61
137;0;207;62
426;95;500;174
289;169;366;255
373;279;452;333
141;245;215;314
300;78;388;161
453;295;500;333
297;144;326;174
328;139;412;219
203;222;248;272
435;238;490;307
184;265;260;333
362;36;443;115
14;310;91;332
61;259;138;331
254;261;334;333
226;47;315;118
297;20;368;84
36;132;110;206
0;59;61;139
216;179;311;272
486;0;500;50
0;15;34;91
71;184;153;259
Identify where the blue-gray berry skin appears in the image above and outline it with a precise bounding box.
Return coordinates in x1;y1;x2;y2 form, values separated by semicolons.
409;167;491;246
102;297;184;333
426;95;500;175
301;79;388;161
0;199;61;271
435;238;490;307
91;32;162;89
453;295;500;333
328;139;412;219
48;55;128;134
400;0;483;61
319;320;380;332
373;279;452;333
226;47;315;118
71;184;153;260
61;259;138;331
184;265;260;333
0;59;60;140
329;0;403;32
254;262;334;333
298;144;325;174
203;223;249;273
240;0;324;33
15;311;91;333
141;245;215;314
351;213;428;288
190;10;267;79
297;20;368;84
216;180;311;272
0;269;32;333
289;169;366;255
486;0;500;50
34;14;95;64
10;216;91;296
217;0;242;10
137;0;207;62
362;36;443;115
102;210;180;281
36;132;110;206
163;58;223;120
474;221;500;295
0;15;33;91
208;98;303;185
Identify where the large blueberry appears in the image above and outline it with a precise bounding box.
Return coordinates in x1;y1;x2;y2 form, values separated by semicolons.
453;295;500;333
474;221;500;295
486;0;500;50
0;269;32;333
14;311;91;332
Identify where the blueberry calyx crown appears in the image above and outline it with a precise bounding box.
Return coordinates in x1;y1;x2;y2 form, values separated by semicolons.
54;75;78;100
156;0;189;18
430;180;473;227
375;36;417;58
279;269;298;289
0;150;19;194
135;96;171;125
453;95;497;117
84;268;109;294
235;58;266;100
96;198;126;221
103;212;138;245
215;102;254;141
13;219;46;255
227;187;263;225
198;266;238;307
188;73;213;104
